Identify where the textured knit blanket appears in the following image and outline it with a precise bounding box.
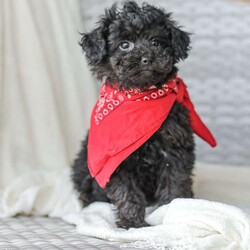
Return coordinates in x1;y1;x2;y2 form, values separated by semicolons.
0;166;250;250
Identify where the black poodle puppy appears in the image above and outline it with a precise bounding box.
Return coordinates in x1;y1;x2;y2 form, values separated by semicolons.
72;1;215;229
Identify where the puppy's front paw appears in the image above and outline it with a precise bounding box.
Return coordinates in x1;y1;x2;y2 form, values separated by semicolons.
117;219;150;229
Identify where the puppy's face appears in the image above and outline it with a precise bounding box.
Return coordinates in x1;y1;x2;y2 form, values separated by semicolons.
80;1;190;89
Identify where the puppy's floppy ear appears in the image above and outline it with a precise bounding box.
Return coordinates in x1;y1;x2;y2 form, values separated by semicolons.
171;25;191;62
79;4;117;65
79;26;107;65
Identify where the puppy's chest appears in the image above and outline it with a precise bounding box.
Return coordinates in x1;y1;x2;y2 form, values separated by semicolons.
124;102;193;172
140;101;193;156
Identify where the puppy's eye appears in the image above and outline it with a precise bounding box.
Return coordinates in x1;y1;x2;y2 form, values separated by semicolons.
151;39;159;47
119;41;134;51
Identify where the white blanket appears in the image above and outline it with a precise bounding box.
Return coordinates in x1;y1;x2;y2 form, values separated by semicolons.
0;165;250;250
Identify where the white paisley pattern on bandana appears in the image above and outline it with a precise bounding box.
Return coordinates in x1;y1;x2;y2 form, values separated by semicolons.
94;80;179;125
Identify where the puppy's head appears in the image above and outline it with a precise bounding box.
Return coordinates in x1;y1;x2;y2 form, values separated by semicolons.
80;1;190;89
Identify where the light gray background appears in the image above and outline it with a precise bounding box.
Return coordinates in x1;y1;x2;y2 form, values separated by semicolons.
80;0;250;166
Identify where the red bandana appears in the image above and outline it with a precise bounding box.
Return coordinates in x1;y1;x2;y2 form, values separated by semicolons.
87;77;217;188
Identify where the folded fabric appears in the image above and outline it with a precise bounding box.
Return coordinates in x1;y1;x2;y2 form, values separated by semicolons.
63;199;250;250
0;167;249;250
0;169;81;218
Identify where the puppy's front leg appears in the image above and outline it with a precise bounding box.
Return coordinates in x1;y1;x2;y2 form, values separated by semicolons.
155;159;194;206
106;170;148;229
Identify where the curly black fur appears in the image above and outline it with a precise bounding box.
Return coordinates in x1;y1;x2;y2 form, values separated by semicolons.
72;1;195;229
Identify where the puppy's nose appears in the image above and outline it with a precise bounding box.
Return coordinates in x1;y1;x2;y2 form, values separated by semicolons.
141;57;149;65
